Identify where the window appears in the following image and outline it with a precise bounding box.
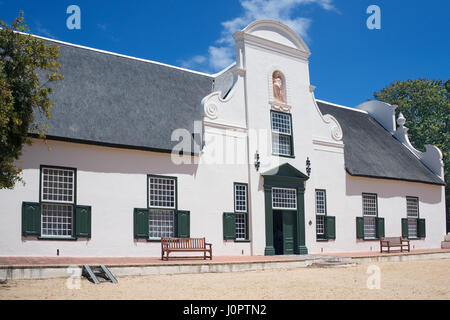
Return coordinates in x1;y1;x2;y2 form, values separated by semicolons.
41;204;73;237
148;176;176;209
315;190;326;239
22;166;91;239
147;176;177;239
272;187;297;210
314;190;336;240
407;197;419;238
235;184;247;213
149;209;175;239
271;111;293;157
41;167;74;203
234;183;248;240
235;213;247;240
40;167;76;238
362;193;377;239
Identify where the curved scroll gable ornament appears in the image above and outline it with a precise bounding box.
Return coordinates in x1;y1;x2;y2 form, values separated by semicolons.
204;103;218;120
394;113;445;180
272;71;286;104
322;114;343;141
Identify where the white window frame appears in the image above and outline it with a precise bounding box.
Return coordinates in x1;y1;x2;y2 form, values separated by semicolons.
407;197;419;238
148;209;175;240
40;166;76;238
234;184;248;213
362;193;378;239
316;215;325;237
315;190;327;238
41;167;75;204
41;203;74;238
272;187;297;210
148;176;176;209
235;212;247;240
271;111;293;157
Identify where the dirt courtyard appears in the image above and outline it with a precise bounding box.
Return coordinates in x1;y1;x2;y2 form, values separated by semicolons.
0;259;449;300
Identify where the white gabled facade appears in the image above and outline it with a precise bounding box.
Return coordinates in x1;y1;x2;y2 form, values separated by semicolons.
0;20;446;257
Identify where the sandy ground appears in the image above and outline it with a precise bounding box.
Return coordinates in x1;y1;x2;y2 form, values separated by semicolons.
0;259;449;300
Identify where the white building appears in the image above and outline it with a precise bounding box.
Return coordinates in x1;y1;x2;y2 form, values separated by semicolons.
0;20;446;258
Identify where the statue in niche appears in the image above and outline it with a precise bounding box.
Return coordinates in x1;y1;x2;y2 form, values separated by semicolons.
272;71;286;104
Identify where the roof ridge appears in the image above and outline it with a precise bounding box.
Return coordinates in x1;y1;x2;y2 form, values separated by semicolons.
19;31;214;78
316;99;368;114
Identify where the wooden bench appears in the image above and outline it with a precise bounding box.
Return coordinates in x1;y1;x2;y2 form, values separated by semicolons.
161;237;212;261
380;237;410;253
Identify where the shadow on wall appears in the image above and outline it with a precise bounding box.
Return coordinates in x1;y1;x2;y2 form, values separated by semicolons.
345;173;442;205
19;139;201;177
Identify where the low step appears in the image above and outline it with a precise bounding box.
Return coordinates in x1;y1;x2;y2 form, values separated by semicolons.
308;256;356;268
441;241;450;249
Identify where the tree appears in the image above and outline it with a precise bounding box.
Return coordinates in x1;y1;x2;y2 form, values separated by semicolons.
0;12;63;189
374;79;450;230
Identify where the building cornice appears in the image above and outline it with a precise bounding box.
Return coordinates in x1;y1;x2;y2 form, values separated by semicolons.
233;31;310;62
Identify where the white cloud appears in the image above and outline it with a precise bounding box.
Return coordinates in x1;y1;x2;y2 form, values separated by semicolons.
208;46;235;71
179;55;207;69
35;21;55;39
181;0;336;72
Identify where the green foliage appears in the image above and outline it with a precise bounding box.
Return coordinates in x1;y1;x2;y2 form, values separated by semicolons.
0;12;63;189
374;79;450;217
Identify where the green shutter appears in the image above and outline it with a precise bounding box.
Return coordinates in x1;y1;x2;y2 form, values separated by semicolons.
356;217;364;239
223;212;236;240
418;219;426;238
176;210;190;238
134;208;149;239
376;217;385;239
75;206;91;238
22;202;41;236
402;218;409;238
325;216;336;239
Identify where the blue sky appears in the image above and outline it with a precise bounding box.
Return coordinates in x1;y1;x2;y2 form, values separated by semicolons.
1;0;449;107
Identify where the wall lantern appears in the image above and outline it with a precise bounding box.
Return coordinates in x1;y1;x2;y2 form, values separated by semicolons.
254;151;261;171
306;157;311;176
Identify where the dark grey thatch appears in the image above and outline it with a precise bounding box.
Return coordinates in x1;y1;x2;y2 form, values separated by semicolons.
35;40;214;153
317;101;444;185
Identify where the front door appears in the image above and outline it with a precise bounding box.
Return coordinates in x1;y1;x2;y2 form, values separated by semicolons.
273;210;296;255
273;210;283;255
282;211;296;255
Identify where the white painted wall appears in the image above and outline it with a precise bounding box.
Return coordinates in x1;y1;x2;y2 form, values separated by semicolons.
307;174;446;254
0;138;251;257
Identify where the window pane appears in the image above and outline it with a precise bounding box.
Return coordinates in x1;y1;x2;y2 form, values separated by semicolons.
148;209;175;239
272;188;297;210
272;133;292;156
235;213;246;240
41;204;73;237
407;197;419;218
315;190;326;215
148;177;176;208
364;217;376;238
316;215;325;236
41;168;74;203
408;218;418;238
271;112;291;135
362;194;377;216
235;184;247;212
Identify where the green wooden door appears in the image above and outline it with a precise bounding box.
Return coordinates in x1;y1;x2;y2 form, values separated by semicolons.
282;211;296;255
